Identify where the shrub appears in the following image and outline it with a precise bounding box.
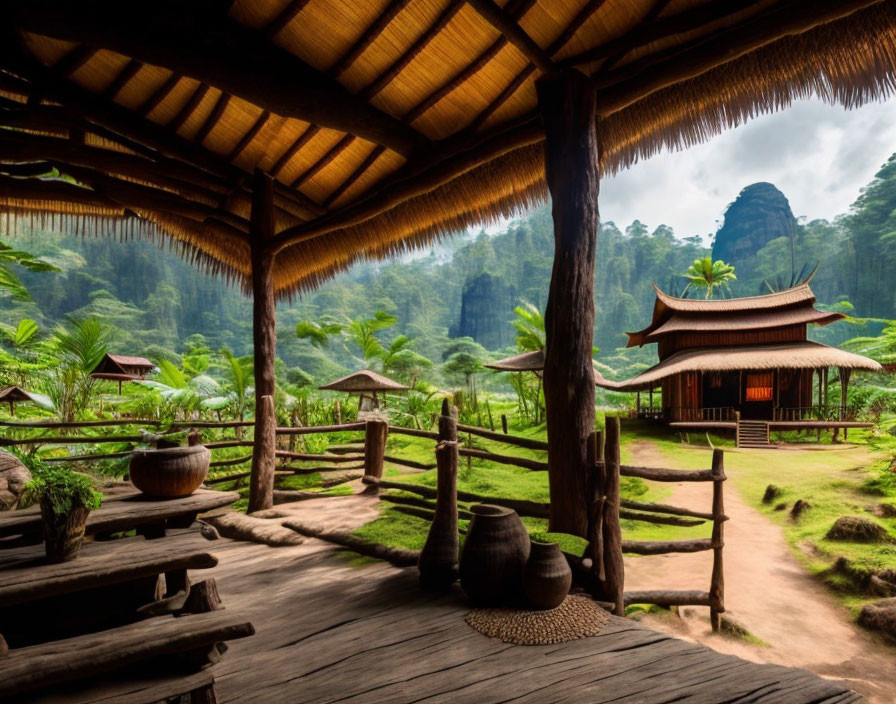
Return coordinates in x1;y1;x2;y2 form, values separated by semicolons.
20;457;102;515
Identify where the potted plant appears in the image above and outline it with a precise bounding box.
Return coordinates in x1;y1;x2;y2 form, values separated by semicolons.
22;461;102;563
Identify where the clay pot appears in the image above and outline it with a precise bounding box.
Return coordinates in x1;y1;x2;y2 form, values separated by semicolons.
41;499;90;563
459;504;530;605
129;445;210;498
523;540;572;610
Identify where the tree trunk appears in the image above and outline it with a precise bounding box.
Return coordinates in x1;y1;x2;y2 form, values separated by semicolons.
248;169;277;513
536;70;599;538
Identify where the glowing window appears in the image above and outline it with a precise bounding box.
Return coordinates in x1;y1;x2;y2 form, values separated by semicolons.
745;373;773;402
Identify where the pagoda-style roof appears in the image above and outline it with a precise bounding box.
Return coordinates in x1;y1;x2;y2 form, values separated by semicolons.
626;284;842;347
3;3;896;294
90;353;155;381
597;341;882;392
319;370;408;393
486;350;544;372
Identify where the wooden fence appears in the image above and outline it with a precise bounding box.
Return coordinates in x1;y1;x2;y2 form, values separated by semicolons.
589;417;726;629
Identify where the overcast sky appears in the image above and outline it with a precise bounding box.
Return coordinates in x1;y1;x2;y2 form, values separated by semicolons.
596;98;896;244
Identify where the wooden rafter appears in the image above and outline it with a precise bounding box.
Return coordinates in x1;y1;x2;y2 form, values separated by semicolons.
138;72;181;116
52;45;98;77
402;0;538;124
465;0;555;72
11;0;427;155
328;0;412;78
359;0;466;101
323;145;385;207
595;0;675;75
101;59;143;101
270;124;320;179
290;134;354;189
226;110;271;162
194;92;231;145
263;0;312;38
561;0;762;68
464;0;606;133
167;82;210;132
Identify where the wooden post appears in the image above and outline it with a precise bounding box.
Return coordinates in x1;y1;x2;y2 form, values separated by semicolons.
248;169;277;514
585;429;605;591
636;391;641;418
418;399;459;590
710;448;726;631
601;417;624;615
501;414;508;434
536;69;598;538
363;418;388;482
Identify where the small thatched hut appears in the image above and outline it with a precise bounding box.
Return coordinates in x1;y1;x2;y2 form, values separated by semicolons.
0;385;52;414
486;350;545;375
320;370;408;415
90;354;155;393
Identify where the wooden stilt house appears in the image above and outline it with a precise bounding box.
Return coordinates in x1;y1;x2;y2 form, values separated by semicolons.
597;284;881;436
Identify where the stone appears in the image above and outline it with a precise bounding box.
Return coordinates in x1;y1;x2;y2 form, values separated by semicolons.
774;502;787;512
0;450;31;511
872;503;896;519
869;575;896;598
858;598;896;642
826;516;893;543
762;484;782;504
790;499;811;521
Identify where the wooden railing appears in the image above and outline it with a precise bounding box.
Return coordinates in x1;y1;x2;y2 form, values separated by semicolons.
669;406;736;422
773;405;861;422
586;417;727;630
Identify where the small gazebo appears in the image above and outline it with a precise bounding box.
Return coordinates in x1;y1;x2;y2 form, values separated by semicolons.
319;370;408;416
0;385;52;414
89;354;155;393
486;350;545;377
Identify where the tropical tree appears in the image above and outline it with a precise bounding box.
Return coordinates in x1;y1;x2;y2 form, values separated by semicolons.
209;348;254;432
295;311;398;368
682;257;737;299
512;302;545;352
42;317;111;421
378;334;432;383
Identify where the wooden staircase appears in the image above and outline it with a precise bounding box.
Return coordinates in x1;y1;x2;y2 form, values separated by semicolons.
736;419;773;449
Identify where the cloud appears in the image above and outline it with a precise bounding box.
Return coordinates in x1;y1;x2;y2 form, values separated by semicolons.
599;98;896;240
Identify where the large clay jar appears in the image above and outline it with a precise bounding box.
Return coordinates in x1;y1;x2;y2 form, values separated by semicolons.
459;504;530;606
129;445;210;498
41;499;90;563
523;540;572;610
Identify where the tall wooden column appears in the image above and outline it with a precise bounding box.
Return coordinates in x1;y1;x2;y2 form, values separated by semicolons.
248;169;277;513
536;70;598;537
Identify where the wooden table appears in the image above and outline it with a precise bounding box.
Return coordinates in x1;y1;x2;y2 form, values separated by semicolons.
0;487;238;545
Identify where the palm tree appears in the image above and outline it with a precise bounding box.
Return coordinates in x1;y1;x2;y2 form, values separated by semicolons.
43;317;111;421
682;257;737;299
512;302;545;351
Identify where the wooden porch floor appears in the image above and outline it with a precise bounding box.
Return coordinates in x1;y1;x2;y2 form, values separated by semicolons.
207;534;861;703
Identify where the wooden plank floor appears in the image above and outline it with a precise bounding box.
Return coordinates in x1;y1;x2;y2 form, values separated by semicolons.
207;537;861;704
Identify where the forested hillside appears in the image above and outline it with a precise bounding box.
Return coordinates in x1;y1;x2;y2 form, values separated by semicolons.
5;152;896;382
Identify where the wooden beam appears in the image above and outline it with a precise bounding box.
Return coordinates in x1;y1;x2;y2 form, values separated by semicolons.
402;0;538;123
101;58;143;101
270;115;543;251
0;173;121;211
595;0;674;74
194;92;230;144
328;0;412;78
248;169;277;513
138;72;182;116
290;134;354;189
561;0;761;68
270;124;319;178
360;0;465;101
262;0;312;38
52;45;98;77
537;69;598;539
226;110;270;162
167;82;210;132
323;145;385;207
12;0;427;155
465;0;555;72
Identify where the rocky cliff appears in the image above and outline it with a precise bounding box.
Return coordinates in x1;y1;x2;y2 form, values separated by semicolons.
453;272;516;349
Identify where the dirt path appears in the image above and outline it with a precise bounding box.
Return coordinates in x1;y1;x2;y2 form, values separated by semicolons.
624;441;896;703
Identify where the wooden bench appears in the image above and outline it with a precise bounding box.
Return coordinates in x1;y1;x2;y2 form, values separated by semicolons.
0;610;254;701
0;488;238;546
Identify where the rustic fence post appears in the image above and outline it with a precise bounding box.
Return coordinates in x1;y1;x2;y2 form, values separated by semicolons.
363;418;388;487
585;430;605;591
418;399;459;590
501;414;508;435
710;448;726;631
602;417;624;615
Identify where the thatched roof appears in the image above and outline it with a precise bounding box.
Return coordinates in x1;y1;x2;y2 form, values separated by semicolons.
2;2;896;295
319;370;409;393
486;349;544;372
0;385;53;408
90;352;155;380
596;341;883;392
627;283;841;347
